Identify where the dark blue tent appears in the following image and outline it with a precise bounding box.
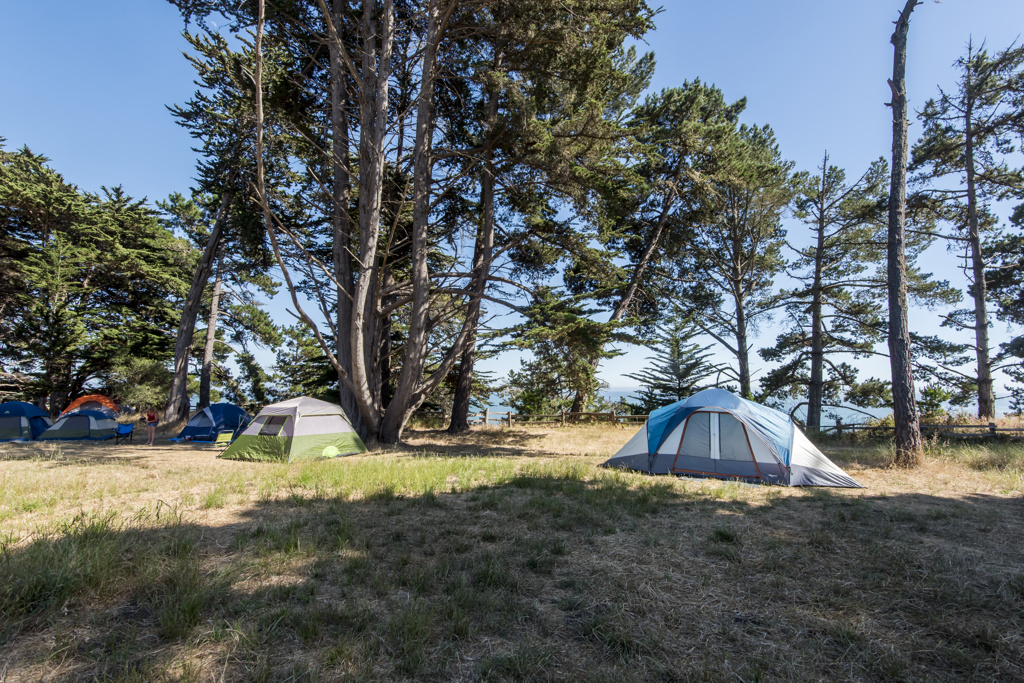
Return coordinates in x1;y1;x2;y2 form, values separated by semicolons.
39;409;118;441
0;401;53;441
177;403;250;442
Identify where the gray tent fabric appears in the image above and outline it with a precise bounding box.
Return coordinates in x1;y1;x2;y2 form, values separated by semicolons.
604;389;861;487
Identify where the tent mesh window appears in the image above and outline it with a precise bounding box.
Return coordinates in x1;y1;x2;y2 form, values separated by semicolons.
719;413;753;461
679;412;710;457
258;415;288;436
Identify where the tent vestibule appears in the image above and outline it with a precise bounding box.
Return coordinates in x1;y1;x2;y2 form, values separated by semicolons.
0;401;53;441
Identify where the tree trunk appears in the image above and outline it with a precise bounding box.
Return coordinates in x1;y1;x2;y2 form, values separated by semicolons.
47;366;72;419
886;0;923;466
735;293;752;398
379;0;441;444
378;268;395;410
807;158;828;431
328;1;368;439
963;91;995;419
198;253;223;410
729;215;753;398
449;53;502;434
347;0;394;436
164;187;233;423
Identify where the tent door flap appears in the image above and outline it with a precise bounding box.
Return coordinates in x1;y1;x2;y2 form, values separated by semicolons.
709;412;720;460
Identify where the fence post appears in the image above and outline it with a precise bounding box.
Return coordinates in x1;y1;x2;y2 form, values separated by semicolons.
836;417;843;439
484;407;489;426
610;410;616;424
508;411;513;428
561;409;566;427
989;422;997;436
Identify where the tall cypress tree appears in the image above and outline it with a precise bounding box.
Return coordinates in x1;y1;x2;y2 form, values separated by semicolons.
678;124;794;398
910;39;1024;419
564;81;746;413
0;144;193;412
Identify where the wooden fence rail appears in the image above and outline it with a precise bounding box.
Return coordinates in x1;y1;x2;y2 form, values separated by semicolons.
822;422;1024;437
413;409;649;428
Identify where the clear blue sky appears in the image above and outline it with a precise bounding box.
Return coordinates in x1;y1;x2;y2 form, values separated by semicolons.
2;1;1023;408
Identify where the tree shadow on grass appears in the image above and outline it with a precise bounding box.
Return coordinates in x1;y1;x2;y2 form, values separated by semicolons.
1;473;1022;682
396;427;555;458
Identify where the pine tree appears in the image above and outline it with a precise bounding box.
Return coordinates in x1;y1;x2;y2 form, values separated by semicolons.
159;192;279;411
760;154;889;429
174;0;657;443
564;81;745;412
502;288;627;416
625;313;719;413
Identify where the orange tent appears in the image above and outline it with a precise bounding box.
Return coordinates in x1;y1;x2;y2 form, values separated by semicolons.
61;394;120;416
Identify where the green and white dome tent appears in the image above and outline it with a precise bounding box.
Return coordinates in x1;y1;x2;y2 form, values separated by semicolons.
220;396;366;463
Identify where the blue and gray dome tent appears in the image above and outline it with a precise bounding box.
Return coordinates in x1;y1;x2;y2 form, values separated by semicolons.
38;409;118;441
176;403;250;442
604;389;861;487
0;401;53;441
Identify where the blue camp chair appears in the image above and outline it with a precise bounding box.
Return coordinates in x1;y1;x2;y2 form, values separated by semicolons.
115;422;134;445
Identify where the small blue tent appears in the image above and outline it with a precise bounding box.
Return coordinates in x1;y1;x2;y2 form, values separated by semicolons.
177;403;250;442
38;409;118;441
604;389;861;487
0;401;53;441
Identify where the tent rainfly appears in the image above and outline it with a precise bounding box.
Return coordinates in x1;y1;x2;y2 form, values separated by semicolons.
604;388;861;487
177;403;250;442
39;409;118;441
219;396;366;462
61;394;120;416
0;401;53;441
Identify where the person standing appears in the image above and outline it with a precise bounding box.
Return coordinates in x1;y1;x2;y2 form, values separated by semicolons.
143;405;159;446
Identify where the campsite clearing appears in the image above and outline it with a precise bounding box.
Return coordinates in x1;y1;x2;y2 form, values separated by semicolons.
1;425;1022;681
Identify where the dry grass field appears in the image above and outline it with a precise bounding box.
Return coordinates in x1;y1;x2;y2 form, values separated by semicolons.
1;424;1022;681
